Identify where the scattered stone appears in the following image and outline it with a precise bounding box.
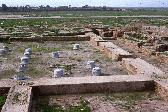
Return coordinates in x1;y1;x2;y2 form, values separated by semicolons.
3;46;9;52
53;69;64;78
25;48;32;55
87;61;96;69
73;44;80;50
18;62;27;72
0;49;6;56
92;67;101;76
14;71;27;80
21;56;29;64
24;52;31;58
51;52;59;58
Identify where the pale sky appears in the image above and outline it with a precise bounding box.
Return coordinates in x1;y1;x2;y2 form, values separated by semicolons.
0;0;168;7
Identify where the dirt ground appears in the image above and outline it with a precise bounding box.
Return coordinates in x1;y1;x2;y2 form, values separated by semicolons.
0;41;129;79
33;92;168;112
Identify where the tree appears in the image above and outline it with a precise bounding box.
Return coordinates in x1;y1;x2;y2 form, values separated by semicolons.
2;4;8;11
46;5;50;10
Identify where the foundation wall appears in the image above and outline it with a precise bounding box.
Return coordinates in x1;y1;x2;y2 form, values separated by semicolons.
9;36;90;42
33;81;154;95
31;76;154;95
1;86;33;112
95;41;133;61
122;58;164;76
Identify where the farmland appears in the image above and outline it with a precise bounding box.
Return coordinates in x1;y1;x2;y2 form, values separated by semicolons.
1;9;168;17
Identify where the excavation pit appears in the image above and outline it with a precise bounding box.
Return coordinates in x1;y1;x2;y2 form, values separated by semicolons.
32;92;168;112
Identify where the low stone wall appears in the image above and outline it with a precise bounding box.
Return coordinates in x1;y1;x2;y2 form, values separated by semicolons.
99;42;119;49
9;36;90;42
0;79;18;88
113;30;125;38
86;33;134;61
1;76;168;111
86;32;107;46
32;76;154;95
1;86;33;112
98;42;133;61
122;58;164;76
102;37;117;40
58;32;86;36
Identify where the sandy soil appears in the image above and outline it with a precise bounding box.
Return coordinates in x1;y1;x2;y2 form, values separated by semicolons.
130;100;168;112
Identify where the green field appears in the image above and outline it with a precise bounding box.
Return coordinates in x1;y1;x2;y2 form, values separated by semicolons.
0;17;168;28
5;9;168;17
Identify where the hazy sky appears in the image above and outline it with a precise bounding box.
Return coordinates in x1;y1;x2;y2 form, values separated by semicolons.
0;0;168;7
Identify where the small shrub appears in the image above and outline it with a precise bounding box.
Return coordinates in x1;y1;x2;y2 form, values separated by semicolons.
0;96;6;109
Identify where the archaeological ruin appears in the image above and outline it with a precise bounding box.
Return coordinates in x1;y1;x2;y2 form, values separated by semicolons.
0;17;168;112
